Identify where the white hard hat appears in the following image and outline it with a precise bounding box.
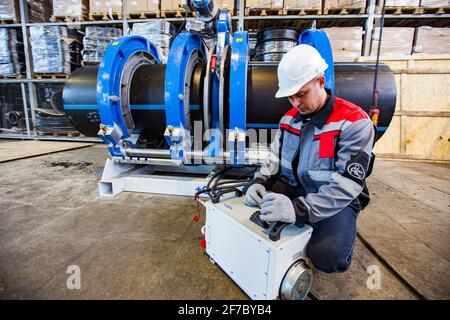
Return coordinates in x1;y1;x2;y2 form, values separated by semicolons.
275;44;328;98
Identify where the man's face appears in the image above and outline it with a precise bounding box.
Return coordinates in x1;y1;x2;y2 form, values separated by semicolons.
288;76;325;115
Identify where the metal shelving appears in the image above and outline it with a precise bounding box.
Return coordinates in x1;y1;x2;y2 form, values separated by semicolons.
0;0;449;141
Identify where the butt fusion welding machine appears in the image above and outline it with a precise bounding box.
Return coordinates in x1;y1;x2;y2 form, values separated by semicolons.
63;0;396;300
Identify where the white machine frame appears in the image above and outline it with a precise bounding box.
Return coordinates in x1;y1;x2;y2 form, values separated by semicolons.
98;158;216;197
204;196;313;300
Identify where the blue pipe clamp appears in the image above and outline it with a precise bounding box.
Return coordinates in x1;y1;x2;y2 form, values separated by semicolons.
97;35;160;156
164;32;207;162
229;31;249;166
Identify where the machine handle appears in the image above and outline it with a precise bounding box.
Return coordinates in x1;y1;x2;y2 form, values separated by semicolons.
269;222;290;242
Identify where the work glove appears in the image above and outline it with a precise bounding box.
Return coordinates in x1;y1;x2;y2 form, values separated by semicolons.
260;192;296;224
244;183;267;207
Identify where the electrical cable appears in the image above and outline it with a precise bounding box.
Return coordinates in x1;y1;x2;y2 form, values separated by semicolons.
369;0;386;130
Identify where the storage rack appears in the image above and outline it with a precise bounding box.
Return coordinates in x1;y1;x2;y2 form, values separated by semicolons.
0;0;449;142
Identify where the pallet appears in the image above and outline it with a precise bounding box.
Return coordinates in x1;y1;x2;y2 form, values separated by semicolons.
1;74;24;79
50;14;88;22
420;6;450;14
323;7;366;15
0;18;18;24
376;6;424;15
245;8;286;16
35;73;68;79
160;10;186;18
126;11;160;19
37;131;80;137
284;8;322;15
89;11;123;21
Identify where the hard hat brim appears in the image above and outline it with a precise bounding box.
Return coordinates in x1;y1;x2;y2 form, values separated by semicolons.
275;63;328;98
275;84;304;98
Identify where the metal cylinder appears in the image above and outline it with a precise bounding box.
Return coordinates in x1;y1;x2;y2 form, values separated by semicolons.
64;62;396;140
63;66;99;137
63;62;204;142
254;27;299;62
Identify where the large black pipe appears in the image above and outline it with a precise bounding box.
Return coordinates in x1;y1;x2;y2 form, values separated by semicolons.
246;63;396;137
64;63;204;141
64;62;396;140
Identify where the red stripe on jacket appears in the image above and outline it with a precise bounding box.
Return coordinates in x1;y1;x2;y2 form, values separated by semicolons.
280;123;301;135
326;97;369;124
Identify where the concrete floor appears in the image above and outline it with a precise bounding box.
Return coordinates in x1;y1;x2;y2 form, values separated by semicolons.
0;141;449;300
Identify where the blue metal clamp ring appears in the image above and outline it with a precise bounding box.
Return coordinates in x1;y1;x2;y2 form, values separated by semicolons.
164;32;206;140
97;35;161;140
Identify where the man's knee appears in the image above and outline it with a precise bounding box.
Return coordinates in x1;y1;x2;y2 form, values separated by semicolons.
307;241;354;274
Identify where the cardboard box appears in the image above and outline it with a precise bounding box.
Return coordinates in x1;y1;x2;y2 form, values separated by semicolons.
323;27;362;62
90;0;123;13
284;0;321;9
371;27;414;56
0;0;20;21
420;0;450;7
384;0;420;6
324;0;366;9
161;0;182;11
127;0;147;12
147;0;160;11
246;0;283;9
413;27;450;55
52;0;89;16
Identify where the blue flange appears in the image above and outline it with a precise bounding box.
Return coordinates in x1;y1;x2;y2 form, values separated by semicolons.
229;31;249;166
204;10;232;161
97;35;160;155
299;29;335;93
164;32;206;161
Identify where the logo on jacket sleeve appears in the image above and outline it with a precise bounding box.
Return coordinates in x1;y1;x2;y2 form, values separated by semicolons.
347;163;366;180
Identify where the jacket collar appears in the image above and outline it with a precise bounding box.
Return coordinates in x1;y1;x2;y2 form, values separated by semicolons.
299;89;335;129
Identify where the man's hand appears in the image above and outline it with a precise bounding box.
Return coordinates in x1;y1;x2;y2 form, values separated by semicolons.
260;193;296;224
244;183;267;207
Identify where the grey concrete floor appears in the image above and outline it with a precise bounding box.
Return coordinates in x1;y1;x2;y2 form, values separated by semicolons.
0;141;449;299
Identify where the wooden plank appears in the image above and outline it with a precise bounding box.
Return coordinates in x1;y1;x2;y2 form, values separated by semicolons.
358;160;450;299
406;74;450;112
405;116;450;159
311;237;418;300
0;141;94;163
374;115;401;154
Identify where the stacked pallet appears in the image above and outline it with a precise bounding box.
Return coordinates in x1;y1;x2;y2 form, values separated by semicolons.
82;27;122;64
323;0;366;14
126;0;160;18
420;0;450;14
413;27;450;55
160;0;184;17
377;0;422;14
51;0;89;21
283;0;322;15
89;0;123;20
132;20;174;63
322;27;362;62
370;27;415;56
245;0;285;16
0;0;20;23
0;28;24;76
29;26;82;76
28;0;53;22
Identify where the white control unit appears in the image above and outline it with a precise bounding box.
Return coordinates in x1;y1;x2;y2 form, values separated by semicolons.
205;196;313;300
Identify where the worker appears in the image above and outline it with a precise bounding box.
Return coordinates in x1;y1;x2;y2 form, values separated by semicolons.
244;44;376;274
